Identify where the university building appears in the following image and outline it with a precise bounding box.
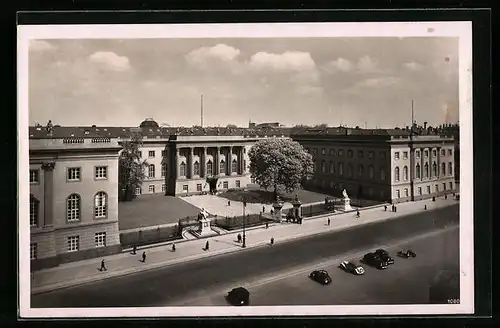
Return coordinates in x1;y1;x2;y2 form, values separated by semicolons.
292;127;456;203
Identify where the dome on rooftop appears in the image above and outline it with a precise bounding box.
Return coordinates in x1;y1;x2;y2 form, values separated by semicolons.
139;118;159;128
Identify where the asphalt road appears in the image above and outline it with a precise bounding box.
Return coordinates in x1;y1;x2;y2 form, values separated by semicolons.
173;227;459;306
32;204;459;308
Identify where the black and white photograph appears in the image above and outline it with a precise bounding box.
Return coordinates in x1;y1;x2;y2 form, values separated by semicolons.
18;21;473;317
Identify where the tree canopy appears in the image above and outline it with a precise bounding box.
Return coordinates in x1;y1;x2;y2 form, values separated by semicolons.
248;138;314;199
118;133;149;201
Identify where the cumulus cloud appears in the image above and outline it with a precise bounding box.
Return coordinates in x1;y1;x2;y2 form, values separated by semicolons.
29;40;55;52
88;51;131;71
248;51;316;72
403;61;424;71
357;56;379;73
186;44;241;65
323;58;353;73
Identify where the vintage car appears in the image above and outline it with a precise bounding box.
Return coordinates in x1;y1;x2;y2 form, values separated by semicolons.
309;270;332;285
339;260;365;275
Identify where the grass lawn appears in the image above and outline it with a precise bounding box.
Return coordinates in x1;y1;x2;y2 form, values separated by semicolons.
217;185;333;205
118;194;201;231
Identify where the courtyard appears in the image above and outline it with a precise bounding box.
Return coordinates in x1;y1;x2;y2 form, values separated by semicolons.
118;194;201;231
118;187;335;231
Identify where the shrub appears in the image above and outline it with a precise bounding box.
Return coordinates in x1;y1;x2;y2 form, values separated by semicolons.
120;225;181;248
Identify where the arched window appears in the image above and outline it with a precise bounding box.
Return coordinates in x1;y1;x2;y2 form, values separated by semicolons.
441;162;446;176
368;165;374;179
179;162;186;177
148;164;155;178
358;165;364;178
380;168;386;181
432;162;437;177
231;159;237;174
67;194;81;222
347;164;353;178
206;160;213;176
424;163;429;178
94;192;107;219
330;161;335;174
194;161;200;176
394;167;400;182
30;195;39;227
448;162;453;176
338;162;344;176
321;161;327;173
403;166;408;181
220;159;225;174
416;163;421;179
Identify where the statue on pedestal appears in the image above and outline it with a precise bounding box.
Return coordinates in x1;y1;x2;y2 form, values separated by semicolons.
341;189;353;211
342;189;349;199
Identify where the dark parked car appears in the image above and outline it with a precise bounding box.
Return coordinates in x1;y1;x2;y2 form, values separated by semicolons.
339;260;365;275
397;249;417;258
309;270;332;285
226;287;250;306
374;249;395;264
361;253;389;269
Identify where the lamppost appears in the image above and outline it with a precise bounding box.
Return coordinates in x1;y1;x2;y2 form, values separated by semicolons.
242;196;247;248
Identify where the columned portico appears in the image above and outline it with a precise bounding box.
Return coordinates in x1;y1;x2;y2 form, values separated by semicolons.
41;162;55;227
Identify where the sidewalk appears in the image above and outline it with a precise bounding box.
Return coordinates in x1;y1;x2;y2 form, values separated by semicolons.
31;197;457;294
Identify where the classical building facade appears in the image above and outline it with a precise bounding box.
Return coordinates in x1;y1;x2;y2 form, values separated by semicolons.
29;127;122;270
292;127;456;203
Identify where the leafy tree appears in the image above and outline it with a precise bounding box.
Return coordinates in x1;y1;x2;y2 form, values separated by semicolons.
118;133;148;201
248;138;314;200
226;124;238;128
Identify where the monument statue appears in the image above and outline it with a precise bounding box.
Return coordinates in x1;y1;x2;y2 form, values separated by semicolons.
342;189;349;199
198;208;209;221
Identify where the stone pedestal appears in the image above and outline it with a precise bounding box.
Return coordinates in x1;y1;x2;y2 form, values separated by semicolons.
198;217;212;236
341;197;353;211
272;201;284;220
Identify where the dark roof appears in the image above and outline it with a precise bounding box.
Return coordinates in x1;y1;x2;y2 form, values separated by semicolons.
291;127;412;137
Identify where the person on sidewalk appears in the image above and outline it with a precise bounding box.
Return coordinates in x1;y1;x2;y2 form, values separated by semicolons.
327;217;331;226
132;245;137;255
270;237;274;245
356;210;360;218
265;222;269;229
424;204;427;210
270;209;274;216
228;200;231;206
384;205;387;212
445;194;448;200
142;251;146;263
100;259;107;271
394;206;397;212
237;233;242;243
172;243;176;252
262;206;265;213
205;240;210;251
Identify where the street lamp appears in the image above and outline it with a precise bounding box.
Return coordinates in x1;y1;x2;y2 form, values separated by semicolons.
242;196;247;248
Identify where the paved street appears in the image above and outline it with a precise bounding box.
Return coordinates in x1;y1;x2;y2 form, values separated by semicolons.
173;227;459;306
31;204;458;308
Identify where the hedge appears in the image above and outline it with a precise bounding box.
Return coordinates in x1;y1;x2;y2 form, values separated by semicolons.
212;214;269;231
120;225;181;248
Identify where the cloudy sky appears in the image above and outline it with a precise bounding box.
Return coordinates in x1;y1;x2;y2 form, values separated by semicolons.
28;37;458;128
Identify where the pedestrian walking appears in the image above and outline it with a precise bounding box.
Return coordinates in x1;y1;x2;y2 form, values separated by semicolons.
100;259;107;271
445;194;448;200
205;240;210;251
237;233;242;243
172;243;176;252
394;206;397;212
424;204;427;210
132;245;137;255
327;218;331;226
142;251;146;263
270;237;274;245
356;210;360;218
270;209;274;216
265;222;269;229
228;200;231;206
384;205;387;212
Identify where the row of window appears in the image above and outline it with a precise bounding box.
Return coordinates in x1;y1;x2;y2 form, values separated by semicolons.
309;148;386;159
396;148;453;160
29;166;108;184
30;232;107;259
317;162;387;181
30;192;107;227
395;182;454;198
397;162;453;181
135;180;242;195
139;148;246;159
177;159;245;177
